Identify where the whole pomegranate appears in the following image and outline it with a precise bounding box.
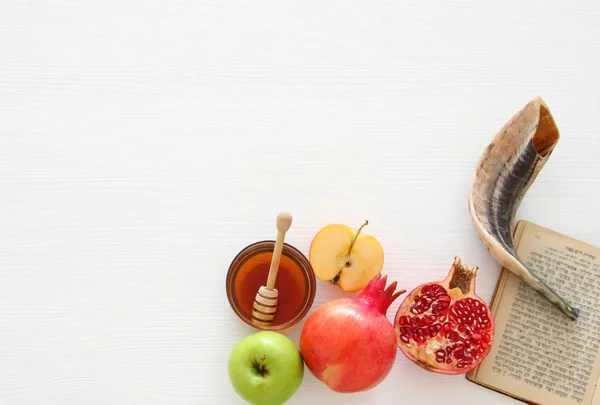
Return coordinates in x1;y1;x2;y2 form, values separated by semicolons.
299;274;405;393
394;256;494;374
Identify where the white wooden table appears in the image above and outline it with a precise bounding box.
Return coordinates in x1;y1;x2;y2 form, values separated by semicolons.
1;1;599;404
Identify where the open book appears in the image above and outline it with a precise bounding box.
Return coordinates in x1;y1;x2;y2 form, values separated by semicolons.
467;220;600;405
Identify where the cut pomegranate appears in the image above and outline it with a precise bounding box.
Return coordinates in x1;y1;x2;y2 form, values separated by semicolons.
394;256;494;374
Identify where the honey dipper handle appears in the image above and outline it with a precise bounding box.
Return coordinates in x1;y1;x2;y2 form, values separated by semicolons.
266;212;292;290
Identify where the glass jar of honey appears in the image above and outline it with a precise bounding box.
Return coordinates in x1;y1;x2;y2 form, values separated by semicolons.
226;240;316;330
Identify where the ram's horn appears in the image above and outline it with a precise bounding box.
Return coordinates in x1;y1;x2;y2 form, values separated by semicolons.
468;96;579;320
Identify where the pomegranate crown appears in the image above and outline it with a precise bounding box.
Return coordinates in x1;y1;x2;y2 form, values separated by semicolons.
446;256;478;295
357;273;406;315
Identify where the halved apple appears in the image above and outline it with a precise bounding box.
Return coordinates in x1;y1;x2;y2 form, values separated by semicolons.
309;221;384;292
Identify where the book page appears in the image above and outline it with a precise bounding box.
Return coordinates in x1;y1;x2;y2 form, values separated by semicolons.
470;221;600;405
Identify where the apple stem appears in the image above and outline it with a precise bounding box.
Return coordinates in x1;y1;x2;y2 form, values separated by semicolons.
345;220;368;266
259;354;267;371
253;354;269;376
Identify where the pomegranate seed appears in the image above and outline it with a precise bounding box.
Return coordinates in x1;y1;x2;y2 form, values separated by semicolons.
400;335;410;343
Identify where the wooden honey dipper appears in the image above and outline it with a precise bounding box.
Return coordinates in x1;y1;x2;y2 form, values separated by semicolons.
251;212;293;326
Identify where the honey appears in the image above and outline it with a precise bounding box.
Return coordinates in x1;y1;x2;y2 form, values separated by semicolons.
226;241;316;330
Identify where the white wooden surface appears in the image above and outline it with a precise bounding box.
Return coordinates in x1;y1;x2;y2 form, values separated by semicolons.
1;1;599;404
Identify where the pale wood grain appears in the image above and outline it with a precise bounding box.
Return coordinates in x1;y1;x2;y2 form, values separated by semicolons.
1;0;599;404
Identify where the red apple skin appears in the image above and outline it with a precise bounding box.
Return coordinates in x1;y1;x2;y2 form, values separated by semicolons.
299;297;397;393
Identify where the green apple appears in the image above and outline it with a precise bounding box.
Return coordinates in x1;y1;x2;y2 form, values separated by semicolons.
228;331;304;405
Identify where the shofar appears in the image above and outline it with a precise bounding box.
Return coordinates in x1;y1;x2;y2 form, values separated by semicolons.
468;96;579;320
